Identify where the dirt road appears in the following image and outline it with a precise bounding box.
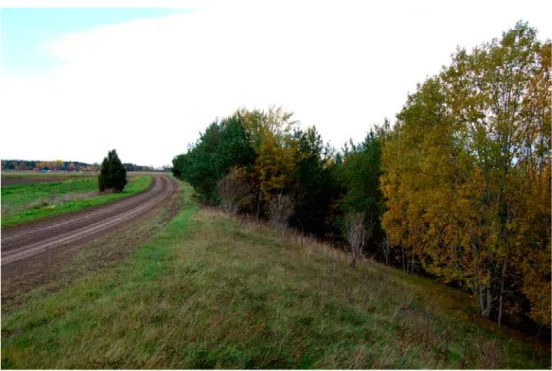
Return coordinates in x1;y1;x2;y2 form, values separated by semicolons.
1;174;178;266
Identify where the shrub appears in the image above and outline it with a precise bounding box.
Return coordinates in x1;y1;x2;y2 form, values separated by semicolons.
345;212;365;268
268;194;294;229
217;168;255;215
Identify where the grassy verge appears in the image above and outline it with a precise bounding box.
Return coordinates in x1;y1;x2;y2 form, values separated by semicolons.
1;175;152;228
1;182;548;369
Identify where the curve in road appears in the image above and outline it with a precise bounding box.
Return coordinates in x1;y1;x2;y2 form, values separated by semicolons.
1;174;178;266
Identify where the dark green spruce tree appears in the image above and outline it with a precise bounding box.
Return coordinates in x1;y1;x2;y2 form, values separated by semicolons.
98;149;127;192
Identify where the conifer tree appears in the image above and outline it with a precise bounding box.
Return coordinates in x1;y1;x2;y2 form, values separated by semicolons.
98;149;127;192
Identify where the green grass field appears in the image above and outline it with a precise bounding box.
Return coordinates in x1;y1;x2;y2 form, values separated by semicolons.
1;175;152;227
1;181;548;369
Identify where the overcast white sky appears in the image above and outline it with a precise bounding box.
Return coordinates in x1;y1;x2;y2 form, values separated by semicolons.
1;1;551;167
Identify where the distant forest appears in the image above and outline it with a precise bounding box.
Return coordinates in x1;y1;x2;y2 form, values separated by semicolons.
1;159;169;172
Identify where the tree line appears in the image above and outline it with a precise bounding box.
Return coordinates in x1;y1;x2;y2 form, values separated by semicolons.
171;22;550;332
1;160;94;171
122;163;170;172
1;160;168;173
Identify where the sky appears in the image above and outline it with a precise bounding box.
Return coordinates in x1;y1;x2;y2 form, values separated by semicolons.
1;1;551;167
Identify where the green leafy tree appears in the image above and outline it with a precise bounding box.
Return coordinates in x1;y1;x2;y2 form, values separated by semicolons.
338;122;389;256
238;106;300;217
174;113;257;204
289;126;340;237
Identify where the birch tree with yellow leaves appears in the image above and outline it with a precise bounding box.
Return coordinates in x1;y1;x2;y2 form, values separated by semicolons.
382;22;550;326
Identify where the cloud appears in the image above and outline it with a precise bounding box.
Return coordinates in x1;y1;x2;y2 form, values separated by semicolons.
2;0;551;166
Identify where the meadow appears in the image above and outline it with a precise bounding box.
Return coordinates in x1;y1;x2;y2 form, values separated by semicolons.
2;181;548;369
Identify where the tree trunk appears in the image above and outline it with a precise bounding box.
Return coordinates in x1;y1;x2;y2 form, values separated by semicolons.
482;287;492;318
498;290;504;326
350;255;357;269
477;280;492;318
497;261;508;326
255;192;261;219
478;282;485;315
